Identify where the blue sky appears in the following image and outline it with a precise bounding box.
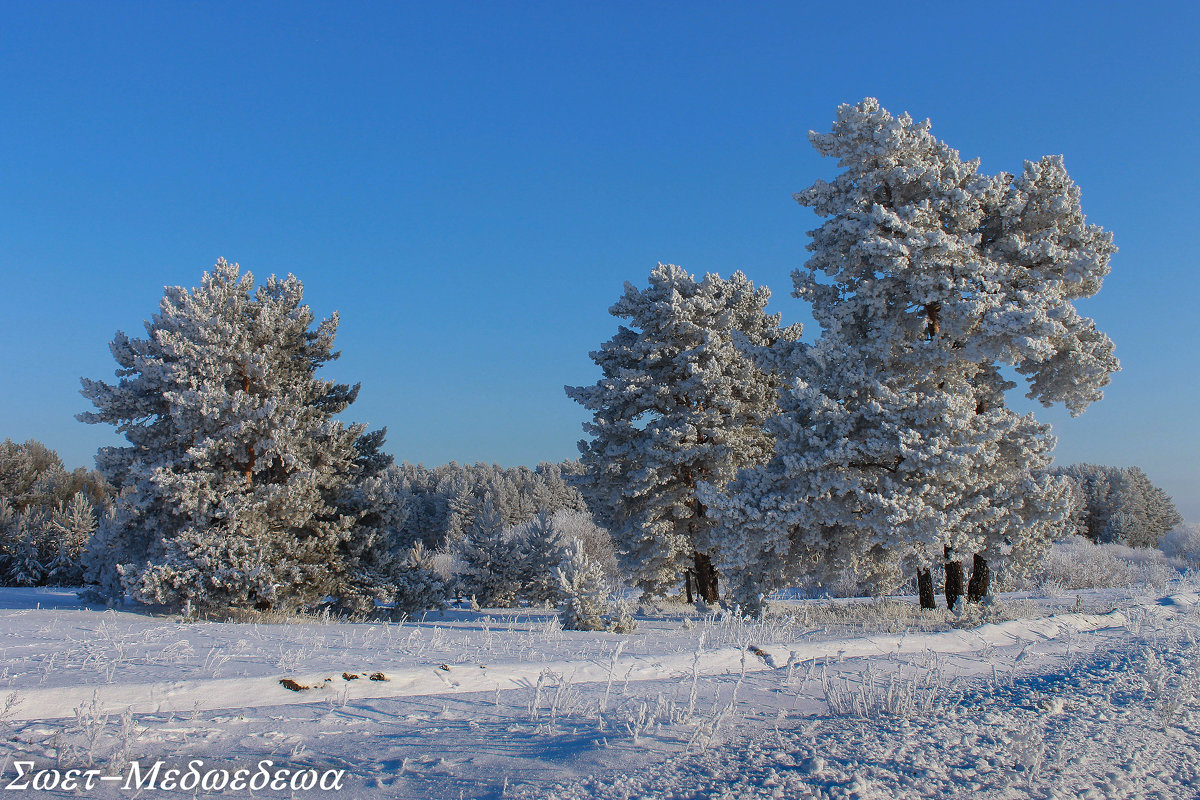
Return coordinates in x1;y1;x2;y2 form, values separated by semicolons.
2;2;1197;519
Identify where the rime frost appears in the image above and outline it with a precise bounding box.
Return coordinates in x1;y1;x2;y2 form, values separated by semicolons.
78;260;376;612
567;264;798;600
709;100;1118;609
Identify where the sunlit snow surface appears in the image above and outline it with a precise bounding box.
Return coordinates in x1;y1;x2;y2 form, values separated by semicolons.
1;583;1198;799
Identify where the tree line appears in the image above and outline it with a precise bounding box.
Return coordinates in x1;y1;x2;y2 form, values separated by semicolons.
1;98;1184;619
567;98;1177;614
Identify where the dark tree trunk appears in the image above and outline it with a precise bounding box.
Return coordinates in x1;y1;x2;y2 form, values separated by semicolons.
968;554;991;602
944;546;964;610
241;369;255;485
684;570;693;604
692;552;719;604
917;568;936;610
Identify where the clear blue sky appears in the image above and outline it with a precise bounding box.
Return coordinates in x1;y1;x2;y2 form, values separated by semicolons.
2;2;1197;519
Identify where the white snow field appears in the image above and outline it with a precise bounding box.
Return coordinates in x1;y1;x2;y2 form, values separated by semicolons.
2;582;1199;799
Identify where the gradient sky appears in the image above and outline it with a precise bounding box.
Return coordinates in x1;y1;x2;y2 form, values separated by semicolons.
2;2;1197;519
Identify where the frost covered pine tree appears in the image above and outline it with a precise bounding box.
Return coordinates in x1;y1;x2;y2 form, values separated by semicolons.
390;541;448;617
514;509;568;605
78;259;372;612
710;99;1118;611
45;492;97;585
453;498;522;607
566;264;798;603
1053;463;1181;547
557;541;632;632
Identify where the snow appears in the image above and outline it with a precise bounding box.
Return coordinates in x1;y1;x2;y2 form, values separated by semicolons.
2;582;1198;798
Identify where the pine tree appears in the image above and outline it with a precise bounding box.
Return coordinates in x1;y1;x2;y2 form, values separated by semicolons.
390;542;448;616
80;505;124;600
557;541;632;632
7;508;47;586
333;439;412;614
78;259;373;612
1123;467;1183;547
514;509;568;605
566;264;798;602
453;499;522;607
711;99;1117;611
45;492;96;585
1053;463;1181;547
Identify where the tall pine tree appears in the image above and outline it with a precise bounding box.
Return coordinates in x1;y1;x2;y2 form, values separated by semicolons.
567;264;798;602
712;100;1117;610
79;259;375;612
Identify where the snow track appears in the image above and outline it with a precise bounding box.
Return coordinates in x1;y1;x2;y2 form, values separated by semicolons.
11;592;1197;722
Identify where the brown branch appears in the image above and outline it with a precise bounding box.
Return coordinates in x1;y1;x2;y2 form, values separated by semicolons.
924;302;941;340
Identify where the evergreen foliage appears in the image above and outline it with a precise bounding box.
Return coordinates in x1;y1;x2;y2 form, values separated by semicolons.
453;499;522;607
710;99;1118;610
566;263;798;601
45;492;97;585
0;438;112;511
513;509;569;605
78;259;380;612
0;438;111;518
389;541;448;616
388;461;586;551
0;487;101;588
557;541;633;632
4;507;46;586
1054;463;1182;547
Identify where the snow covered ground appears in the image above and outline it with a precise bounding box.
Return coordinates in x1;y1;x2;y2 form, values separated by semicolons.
1;581;1198;799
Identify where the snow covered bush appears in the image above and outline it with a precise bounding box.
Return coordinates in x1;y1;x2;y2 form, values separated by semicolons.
567;263;798;603
389;542;448;616
708;98;1116;612
557;541;634;633
78;259;384;613
1014;536;1178;592
545;510;621;585
1159;523;1200;569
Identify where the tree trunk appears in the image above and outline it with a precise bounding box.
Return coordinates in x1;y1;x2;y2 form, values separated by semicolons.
684;570;693;604
241;369;255;485
944;546;964;610
917;568;936;610
692;552;719;604
244;444;255;485
924;302;941;339
968;554;991;602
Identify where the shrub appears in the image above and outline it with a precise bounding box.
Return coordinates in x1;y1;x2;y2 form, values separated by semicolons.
1159;523;1200;569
